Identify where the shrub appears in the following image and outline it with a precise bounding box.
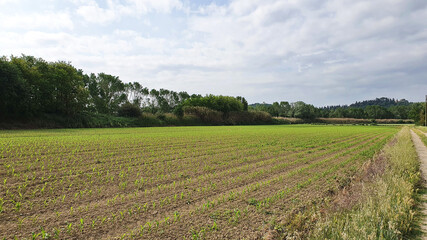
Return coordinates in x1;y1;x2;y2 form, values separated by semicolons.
118;103;142;118
180;95;243;113
226;111;272;125
183;106;223;124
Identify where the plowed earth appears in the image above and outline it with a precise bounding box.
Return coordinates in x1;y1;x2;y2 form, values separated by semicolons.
0;125;398;239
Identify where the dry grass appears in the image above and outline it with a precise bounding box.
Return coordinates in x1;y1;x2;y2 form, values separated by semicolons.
310;127;420;240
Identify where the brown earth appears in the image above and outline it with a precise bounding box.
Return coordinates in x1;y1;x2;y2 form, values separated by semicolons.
0;127;395;239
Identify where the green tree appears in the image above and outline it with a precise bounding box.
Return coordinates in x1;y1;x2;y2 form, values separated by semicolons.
179;95;243;114
292;101;316;119
88;73;126;114
365;105;393;119
409;103;425;124
236;96;248;111
329;108;349;118
0;57;30;118
10;55;52;115
125;82;149;108
389;105;409;119
47;61;88;115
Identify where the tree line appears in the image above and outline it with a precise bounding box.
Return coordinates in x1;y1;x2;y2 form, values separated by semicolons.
0;55;198;118
0;55;256;126
1;55;425;127
250;98;425;124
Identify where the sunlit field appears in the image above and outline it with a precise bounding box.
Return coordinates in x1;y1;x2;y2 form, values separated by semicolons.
0;125;399;239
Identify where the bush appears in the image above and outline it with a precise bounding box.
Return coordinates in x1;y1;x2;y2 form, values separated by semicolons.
118;103;142;118
162;113;180;125
226;111;272;125
183;106;223;124
180;95;244;113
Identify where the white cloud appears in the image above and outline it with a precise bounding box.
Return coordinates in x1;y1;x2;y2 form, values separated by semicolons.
0;0;18;5
76;0;183;23
126;0;183;14
181;0;427;104
1;0;426;105
76;1;117;24
0;12;73;30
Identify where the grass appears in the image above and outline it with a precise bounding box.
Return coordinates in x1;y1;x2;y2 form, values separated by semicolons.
310;127;420;240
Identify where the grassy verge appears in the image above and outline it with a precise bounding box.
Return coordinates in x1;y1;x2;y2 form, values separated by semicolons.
415;127;427;146
309;127;420;239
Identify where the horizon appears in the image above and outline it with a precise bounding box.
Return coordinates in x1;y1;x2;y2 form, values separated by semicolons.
1;0;426;105
249;96;418;107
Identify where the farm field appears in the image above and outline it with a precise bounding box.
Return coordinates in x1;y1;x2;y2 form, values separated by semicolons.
0;125;399;239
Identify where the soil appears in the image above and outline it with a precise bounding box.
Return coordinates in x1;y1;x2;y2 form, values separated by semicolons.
0;127;396;239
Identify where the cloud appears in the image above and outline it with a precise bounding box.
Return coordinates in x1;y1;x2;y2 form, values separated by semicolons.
181;0;427;104
76;0;183;23
126;0;183;14
76;1;117;24
1;0;426;105
0;11;73;30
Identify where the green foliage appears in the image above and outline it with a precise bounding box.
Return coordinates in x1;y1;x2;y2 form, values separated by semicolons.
180;94;244;114
88;73;126;114
292;101;317;119
351;97;410;108
408;102;426;125
365;105;393;119
250;101;316;119
118;103;142;118
183;106;224;124
226;110;272;125
0;57;30;118
1;55;88;117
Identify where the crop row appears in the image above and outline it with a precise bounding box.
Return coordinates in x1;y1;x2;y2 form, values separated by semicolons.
0;125;398;239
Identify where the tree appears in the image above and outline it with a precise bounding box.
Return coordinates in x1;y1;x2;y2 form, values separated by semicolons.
279;101;291;117
329;108;349;118
409;103;425;124
347;108;366;119
365;105;393;119
236;96;248;111
47;61;88;115
10;55;52;115
125;82;149;108
179;95;244;114
292;101;316;119
389;105;409;119
0;57;30;118
88;73;126;114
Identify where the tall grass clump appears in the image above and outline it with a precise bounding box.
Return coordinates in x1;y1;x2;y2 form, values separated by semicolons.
311;127;420;240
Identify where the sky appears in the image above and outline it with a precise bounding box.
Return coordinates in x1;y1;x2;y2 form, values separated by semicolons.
1;0;426;106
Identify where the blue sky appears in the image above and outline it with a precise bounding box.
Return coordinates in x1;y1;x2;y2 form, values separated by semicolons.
1;0;426;106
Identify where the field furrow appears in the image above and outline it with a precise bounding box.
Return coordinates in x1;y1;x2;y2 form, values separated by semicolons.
0;125;398;239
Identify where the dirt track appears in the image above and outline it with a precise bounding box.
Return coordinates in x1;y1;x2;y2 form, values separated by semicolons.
410;130;427;239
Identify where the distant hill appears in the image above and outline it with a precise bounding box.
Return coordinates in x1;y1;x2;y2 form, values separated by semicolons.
249;103;272;108
322;97;412;110
252;97;412;110
350;97;411;108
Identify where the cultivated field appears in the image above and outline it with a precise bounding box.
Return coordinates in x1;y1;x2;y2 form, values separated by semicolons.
0;125;399;239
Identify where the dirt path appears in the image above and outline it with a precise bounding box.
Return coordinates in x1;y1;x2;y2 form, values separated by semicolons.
411;130;427;238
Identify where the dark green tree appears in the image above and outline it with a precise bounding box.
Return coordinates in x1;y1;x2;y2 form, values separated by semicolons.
0;57;30;118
